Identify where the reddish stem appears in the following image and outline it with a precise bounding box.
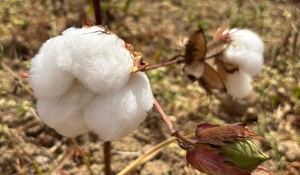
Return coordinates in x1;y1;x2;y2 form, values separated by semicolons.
153;97;197;146
104;141;111;175
153;98;176;133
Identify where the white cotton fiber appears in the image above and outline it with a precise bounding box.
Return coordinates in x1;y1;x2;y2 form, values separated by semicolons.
30;37;75;98
37;80;94;137
84;72;153;141
224;71;252;98
221;29;264;76
31;25;154;140
57;26;133;94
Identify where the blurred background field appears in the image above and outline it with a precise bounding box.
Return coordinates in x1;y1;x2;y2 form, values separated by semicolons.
0;0;299;174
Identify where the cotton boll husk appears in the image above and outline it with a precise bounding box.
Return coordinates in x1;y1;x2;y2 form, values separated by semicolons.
224;71;252;98
57;26;133;94
37;80;94;137
30;37;75;98
221;29;264;76
85;72;153;141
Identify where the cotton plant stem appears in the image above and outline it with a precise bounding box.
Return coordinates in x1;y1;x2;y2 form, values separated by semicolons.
104;141;111;175
153;98;176;133
153;98;197;146
144;54;184;71
93;0;102;25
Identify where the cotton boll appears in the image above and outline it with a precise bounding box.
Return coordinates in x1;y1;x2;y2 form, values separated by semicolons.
221;29;264;76
130;72;154;118
30;37;75;98
57;26;133;94
85;72;153;141
224;71;252;98
37;80;94;137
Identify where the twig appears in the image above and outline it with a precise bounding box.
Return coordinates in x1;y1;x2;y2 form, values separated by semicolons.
144;54;184;71
8;132;43;175
70;138;95;175
104;141;111;175
1;61;36;99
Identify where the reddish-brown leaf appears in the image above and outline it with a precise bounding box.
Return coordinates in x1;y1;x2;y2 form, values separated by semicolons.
195;123;266;146
186;143;250;175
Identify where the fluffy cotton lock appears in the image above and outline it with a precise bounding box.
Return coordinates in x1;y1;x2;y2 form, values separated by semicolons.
215;28;264;98
85;72;153;141
224;71;252;98
30;25;154;140
221;29;264;76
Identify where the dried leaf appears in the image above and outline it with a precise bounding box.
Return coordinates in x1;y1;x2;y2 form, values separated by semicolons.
198;62;226;93
195;123;266;146
186;143;251;175
131;56;149;73
205;40;228;59
215;56;239;74
183;28;226;92
185;28;207;64
183;61;205;81
81;12;94;28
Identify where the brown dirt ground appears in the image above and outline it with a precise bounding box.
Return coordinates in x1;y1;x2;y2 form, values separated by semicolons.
0;0;300;175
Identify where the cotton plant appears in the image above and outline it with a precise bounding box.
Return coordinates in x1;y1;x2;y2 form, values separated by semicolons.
29;14;270;174
30;20;153;141
182;27;264;99
214;28;264;98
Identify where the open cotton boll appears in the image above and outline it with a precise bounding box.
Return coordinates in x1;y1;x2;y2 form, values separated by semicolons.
57;26;133;94
221;29;264;76
224;71;252;98
37;81;94;137
85;72;153;141
30;37;75;98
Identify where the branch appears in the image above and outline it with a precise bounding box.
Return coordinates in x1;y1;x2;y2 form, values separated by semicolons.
153;97;196;146
144;54;184;71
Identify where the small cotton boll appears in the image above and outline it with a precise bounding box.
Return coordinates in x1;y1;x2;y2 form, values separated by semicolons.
30;37;75;98
224;71;252;98
85;72;153;141
37;80;94;137
222;29;264;76
57;26;133;94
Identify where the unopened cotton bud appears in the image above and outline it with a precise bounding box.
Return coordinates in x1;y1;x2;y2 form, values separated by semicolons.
224;71;252;98
222;29;264;76
85;72;153;141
